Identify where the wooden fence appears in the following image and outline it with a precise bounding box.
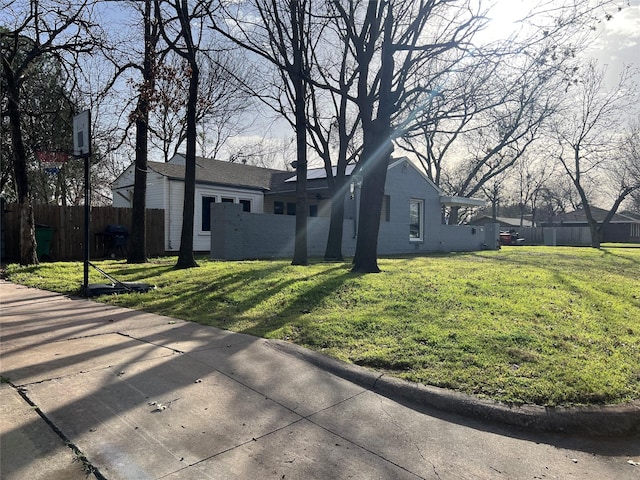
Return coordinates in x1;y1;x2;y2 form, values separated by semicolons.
1;204;165;262
508;226;592;246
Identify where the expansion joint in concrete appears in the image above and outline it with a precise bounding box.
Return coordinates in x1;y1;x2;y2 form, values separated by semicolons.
8;381;107;480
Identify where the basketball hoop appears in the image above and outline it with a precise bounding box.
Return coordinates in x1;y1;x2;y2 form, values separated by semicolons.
73;110;91;157
36;151;70;176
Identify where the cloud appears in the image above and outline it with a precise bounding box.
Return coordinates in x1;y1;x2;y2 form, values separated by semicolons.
583;4;639;86
602;5;640;38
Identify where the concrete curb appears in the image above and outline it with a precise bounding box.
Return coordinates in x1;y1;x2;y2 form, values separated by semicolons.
268;339;640;437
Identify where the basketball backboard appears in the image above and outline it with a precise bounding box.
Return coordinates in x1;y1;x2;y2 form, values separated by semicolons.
73;110;91;157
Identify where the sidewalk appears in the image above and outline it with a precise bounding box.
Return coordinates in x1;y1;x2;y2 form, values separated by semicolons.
1;280;638;479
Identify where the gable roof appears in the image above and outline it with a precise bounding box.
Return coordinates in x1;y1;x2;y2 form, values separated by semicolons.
148;155;287;191
267;157;417;195
126;154;483;209
620;210;640;222
550;206;640;224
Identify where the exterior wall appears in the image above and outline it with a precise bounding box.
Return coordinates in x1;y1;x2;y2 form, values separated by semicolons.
165;179;183;251
192;184;265;251
509;226;592;246
112;168;172;250
211;203;356;260
541;222;640;243
111;165;135;208
112;168;166;210
374;160;489;253
163;180;266;252
211;206;493;261
264;193;356;219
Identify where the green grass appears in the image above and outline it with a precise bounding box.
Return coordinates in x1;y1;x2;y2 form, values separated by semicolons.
5;246;640;407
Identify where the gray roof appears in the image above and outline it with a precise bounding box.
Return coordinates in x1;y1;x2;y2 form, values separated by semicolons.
550;206;640;224
148;157;288;191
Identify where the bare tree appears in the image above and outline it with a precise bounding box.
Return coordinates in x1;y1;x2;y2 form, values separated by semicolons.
127;0;160;263
94;0;165;263
305;23;361;261
1;0;103;265
329;0;484;272
148;51;252;162
553;61;639;248
621;119;640;214
399;1;614;225
480;174;507;222
154;0;211;269
211;0;322;266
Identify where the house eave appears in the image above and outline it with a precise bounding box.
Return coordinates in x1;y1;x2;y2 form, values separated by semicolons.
162;174;269;192
440;196;485;208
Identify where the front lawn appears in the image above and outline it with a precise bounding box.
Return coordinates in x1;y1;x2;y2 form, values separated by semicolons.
5;246;640;407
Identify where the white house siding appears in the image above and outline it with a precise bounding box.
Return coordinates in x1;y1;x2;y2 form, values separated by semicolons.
111;167;166;210
111;165;135;208
164;179;182;251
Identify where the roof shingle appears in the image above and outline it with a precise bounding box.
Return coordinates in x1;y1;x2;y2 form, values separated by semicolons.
148;156;288;191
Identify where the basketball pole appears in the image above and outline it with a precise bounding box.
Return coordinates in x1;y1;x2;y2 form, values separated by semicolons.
73;109;91;295
83;151;90;293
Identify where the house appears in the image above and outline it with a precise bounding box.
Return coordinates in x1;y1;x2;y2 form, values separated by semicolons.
542;206;640;243
112;154;495;258
112;154;283;251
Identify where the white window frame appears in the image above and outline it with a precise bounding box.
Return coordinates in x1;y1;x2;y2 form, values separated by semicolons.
409;198;424;242
200;195;216;233
239;198;252;212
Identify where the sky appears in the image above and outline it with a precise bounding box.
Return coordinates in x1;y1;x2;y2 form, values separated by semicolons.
587;1;640;86
20;0;636;167
487;0;640;87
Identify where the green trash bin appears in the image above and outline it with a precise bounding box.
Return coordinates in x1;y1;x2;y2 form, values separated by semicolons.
35;224;53;261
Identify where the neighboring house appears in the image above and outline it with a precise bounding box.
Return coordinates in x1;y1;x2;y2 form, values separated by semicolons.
112;154;494;257
542;206;640;243
470;215;533;229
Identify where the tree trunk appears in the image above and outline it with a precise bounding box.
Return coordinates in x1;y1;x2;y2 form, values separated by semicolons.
352;125;393;273
290;0;308;266
324;175;346;261
175;61;199;269
291;75;308;265
128;0;154;264
5;68;37;265
128;117;148;263
588;219;602;249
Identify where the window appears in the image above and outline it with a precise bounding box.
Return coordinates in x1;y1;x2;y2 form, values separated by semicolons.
409;199;423;241
240;199;251;212
274;201;284;214
287;202;296;216
309;205;318;217
202;196;216;231
221;197;234;204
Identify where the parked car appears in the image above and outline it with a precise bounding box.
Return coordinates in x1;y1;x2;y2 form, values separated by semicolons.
499;229;525;246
